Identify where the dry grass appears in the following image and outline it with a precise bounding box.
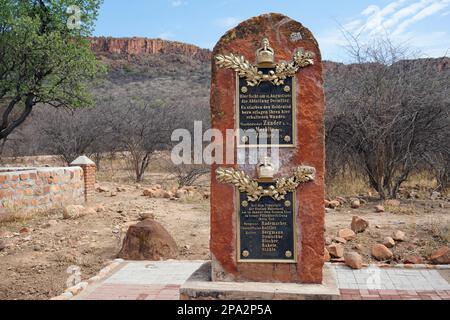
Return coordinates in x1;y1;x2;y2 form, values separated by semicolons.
425;218;450;243
326;173;370;198
384;204;420;216
0;203;42;225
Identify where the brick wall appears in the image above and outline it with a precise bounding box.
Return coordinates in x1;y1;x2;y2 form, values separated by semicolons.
0;167;85;214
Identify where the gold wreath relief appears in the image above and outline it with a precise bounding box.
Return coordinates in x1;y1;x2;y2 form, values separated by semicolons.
214;49;314;87
216;166;316;202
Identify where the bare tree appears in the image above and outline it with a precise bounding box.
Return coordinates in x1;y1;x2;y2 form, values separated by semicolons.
113;102;178;182
325;37;450;199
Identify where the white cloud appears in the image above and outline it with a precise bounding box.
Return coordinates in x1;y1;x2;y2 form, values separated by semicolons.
319;0;450;60
215;16;240;29
393;0;450;35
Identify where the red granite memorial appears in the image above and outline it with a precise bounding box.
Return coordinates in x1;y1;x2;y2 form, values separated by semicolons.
181;13;337;300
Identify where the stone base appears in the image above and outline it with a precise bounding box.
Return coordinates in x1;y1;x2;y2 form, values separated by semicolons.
180;262;340;300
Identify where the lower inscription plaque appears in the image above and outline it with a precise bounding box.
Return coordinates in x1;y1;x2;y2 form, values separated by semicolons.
238;182;296;263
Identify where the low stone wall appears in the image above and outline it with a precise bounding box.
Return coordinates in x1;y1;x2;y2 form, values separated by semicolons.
0;167;84;214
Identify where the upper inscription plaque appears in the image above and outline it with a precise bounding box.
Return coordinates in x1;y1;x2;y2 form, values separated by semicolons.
215;38;314;148
238;69;295;147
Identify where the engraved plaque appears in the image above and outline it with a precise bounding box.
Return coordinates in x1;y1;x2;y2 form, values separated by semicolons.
237;68;296;148
238;182;296;263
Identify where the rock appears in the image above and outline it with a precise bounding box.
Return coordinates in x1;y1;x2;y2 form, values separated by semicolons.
327;200;341;209
385;199;401;207
139;212;155;221
351;216;369;233
336;197;346;205
351;199;361;209
371;244;393;261
324;248;331;262
430;246;450;265
154;184;162;190
96;186;109;193
0;240;6;251
430;191;440;201
19;227;32;234
352;244;363;251
110;191;118;197
143;189;155;197
404;255;424;265
383;237;396;248
325;237;332;246
118;219;178;260
375;205;385;213
42;220;58;229
327;244;344;258
63;205;86;220
392;230;406;242
203;192;211;200
337;228;356;241
344;252;363;269
333;237;347;244
175;189;188;199
162;191;173;199
95;205;106;213
117;186;127;192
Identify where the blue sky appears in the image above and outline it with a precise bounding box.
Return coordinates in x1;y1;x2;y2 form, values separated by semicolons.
94;0;450;61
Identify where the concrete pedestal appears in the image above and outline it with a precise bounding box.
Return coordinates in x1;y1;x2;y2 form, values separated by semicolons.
180;262;340;300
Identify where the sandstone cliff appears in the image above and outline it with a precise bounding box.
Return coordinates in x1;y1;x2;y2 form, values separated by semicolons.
90;37;211;62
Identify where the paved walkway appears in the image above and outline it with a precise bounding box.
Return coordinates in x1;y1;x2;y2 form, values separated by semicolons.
75;261;450;300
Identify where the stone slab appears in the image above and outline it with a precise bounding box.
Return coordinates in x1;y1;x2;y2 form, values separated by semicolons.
210;12;326;284
180;262;340;300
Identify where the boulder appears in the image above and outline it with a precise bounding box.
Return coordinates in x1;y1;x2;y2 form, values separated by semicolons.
63;205;86;220
327;244;344;258
162;191;173;199
430;192;440;201
351;216;369;233
328;200;341;209
118;219;178;261
392;230;406;242
375;205;385;213
430;246;450;265
371;244;393;261
383;237;396;248
324;248;331;262
96;186;109;193
142;189;154;197
344;252;363;269
404;255;424;265
19;227;32;234
337;228;356;241
333;237;347;244
175;189;188;199
351;199;361;209
42;220;58;229
117;186;127;192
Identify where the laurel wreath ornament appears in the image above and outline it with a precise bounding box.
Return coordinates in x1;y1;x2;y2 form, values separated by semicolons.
214;48;314;87
215;166;316;202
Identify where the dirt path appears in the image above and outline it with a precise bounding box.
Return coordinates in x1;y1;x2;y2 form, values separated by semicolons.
0;180;448;300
